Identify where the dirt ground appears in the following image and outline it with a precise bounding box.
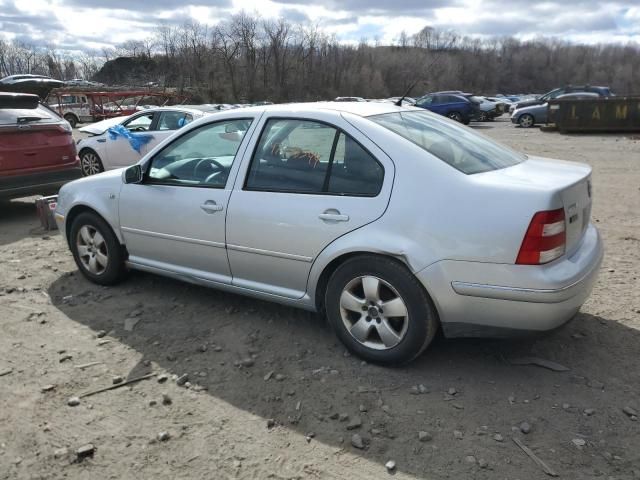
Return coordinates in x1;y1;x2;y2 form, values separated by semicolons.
1;119;639;480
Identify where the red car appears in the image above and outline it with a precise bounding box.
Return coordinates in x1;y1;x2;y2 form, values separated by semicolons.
0;92;80;199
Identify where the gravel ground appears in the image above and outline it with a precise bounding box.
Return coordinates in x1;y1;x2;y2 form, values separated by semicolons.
1;119;639;480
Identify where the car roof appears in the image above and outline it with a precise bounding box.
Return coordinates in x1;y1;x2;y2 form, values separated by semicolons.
136;106;208;116
234;101;413;117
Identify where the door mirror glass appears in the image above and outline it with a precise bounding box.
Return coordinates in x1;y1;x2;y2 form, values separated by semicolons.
124;164;143;184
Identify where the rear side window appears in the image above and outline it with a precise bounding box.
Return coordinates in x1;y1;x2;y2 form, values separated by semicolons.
157;111;193;130
0;105;57;126
245;118;383;196
370;110;525;174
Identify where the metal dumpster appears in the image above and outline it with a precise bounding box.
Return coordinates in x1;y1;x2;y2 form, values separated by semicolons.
548;96;640;133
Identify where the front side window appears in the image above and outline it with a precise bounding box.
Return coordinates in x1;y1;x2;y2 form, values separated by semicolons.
245;119;383;196
370;110;525;174
146;119;252;188
415;95;433;107
123;113;154;132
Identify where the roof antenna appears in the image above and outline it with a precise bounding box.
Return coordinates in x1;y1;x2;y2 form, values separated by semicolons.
395;80;420;106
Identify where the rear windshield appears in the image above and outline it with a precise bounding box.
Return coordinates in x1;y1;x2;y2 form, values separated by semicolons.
369;110;526;174
0;104;58;126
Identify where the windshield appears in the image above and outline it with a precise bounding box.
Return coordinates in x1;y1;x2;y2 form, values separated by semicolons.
369;110;526;174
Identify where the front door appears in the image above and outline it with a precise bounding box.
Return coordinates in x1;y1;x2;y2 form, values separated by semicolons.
105;111;156;169
226;113;393;299
118;117;255;283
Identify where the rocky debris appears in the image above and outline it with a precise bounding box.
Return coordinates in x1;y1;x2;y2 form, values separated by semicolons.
465;455;477;464
198;344;207;353
584;408;596;416
329;412;339;420
572;438;586;448
520;422;531;434
305;432;315;443
410;384;429;395
112;376;124;385
275;373;286;382
339;413;349;422
623;406;638;418
263;371;274;381
359;404;367;412
96;330;107;338
162;394;172;406
351;434;365;449
67;396;80;407
453;430;463;440
157;431;171;442
75;444;95;460
266;418;276;429
346;416;362;430
418;431;432;442
562;403;571;410
157;374;169;383
124;317;140;332
176;374;189;386
59;354;73;363
0;368;13;377
239;357;254;368
53;447;69;459
41;384;56;393
385;460;396;472
478;458;489;469
508;395;515;405
493;433;504;442
448;387;458;396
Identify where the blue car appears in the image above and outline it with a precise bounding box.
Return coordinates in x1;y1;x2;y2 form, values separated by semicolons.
413;93;476;124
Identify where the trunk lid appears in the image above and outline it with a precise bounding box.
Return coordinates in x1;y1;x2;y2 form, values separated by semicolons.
474;156;592;258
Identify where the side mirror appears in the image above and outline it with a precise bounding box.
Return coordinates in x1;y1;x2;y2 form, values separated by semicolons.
123;165;143;184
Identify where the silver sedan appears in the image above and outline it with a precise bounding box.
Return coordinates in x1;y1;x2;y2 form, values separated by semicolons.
54;102;603;364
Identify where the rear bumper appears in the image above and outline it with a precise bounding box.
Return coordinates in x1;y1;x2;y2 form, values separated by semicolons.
416;224;603;337
0;166;81;199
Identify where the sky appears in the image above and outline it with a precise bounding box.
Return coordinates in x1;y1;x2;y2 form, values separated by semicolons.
1;0;639;54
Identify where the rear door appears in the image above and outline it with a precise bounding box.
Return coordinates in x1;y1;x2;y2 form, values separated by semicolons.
225;111;394;299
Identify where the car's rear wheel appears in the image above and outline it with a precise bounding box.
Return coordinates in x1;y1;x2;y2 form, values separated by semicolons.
325;255;438;365
64;114;78;129
447;111;463;123
479;111;488;121
80;150;104;176
518;114;535;128
69;212;127;285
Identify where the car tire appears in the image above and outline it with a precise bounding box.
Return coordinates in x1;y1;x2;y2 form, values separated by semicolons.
479;111;488;121
64;114;78;128
447;111;463;123
325;255;439;365
518;114;535;128
80;149;105;176
69;212;127;286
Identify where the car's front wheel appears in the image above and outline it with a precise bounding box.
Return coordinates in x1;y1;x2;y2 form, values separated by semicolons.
69;212;127;285
518;113;535;128
325;255;438;365
80;150;104;176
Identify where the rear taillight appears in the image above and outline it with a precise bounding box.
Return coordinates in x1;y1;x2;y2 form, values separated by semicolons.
516;208;566;265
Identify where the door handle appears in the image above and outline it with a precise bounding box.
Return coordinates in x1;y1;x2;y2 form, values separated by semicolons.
200;200;223;213
319;211;349;222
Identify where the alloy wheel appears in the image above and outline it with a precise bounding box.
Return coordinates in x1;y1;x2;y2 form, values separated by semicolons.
447;112;462;122
339;275;409;350
81;152;102;176
76;225;109;275
519;114;534;128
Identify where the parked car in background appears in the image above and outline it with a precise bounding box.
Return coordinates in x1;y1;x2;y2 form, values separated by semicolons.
65;79;104;87
470;96;504;121
414;93;477;124
0;74;63;99
48;92;93;128
0;92;80;199
55;102;602;364
334;97;367;102
510;85;612;113
76;106;209;176
511;92;599;128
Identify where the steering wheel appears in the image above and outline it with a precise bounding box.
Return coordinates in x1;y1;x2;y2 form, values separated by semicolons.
194;158;225;181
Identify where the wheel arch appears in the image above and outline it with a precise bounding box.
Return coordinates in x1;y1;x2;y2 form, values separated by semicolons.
312;250;437;318
65;204;125;250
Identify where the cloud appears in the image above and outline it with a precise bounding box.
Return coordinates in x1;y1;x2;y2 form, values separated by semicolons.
0;0;637;54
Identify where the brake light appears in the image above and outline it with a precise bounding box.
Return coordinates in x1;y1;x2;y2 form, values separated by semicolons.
516;208;566;265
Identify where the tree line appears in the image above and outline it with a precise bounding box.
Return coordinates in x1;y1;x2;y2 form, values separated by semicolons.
2;12;639;103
